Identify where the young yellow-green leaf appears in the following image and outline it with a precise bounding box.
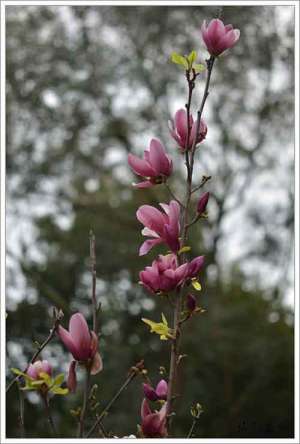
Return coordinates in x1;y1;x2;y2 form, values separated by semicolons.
31;380;45;387
178;245;191;255
171;52;188;69
192;279;202;291
187;50;197;65
11;368;32;381
53;373;65;387
194;63;205;73
142;315;174;340
39;372;52;386
51;386;69;395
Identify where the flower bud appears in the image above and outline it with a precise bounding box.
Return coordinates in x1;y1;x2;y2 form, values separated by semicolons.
27;360;52;380
197;192;209;214
201;19;240;57
187;294;197;312
143;383;159;401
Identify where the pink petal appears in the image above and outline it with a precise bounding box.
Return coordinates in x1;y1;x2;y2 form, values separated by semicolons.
207;19;226;45
69;313;91;361
57;325;80;359
27;363;38;379
133;180;154;189
136;205;166;235
68;360;77;393
90;352;103;375
225;24;233;32
174;109;188;140
167;200;180;234
128;153;156;177
41;360;52;376
139;238;163;256
149;138;171;176
141;398;152;420
188;256;205;278
155;379;168;399
175;263;189;283
90;331;98;357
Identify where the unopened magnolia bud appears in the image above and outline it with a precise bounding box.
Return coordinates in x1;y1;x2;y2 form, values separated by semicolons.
187;294;197;312
197;192;209;214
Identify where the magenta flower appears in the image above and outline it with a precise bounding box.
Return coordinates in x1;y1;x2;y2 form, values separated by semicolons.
201;19;240;57
197;191;210;214
136;200;181;255
188;255;205;279
27;360;52;380
140;254;188;294
128;138;173;188
169;109;207;151
141;398;168;438
58;313;103;392
143;379;168;401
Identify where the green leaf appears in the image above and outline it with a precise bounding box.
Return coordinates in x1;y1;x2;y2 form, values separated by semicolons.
194;63;205;73
51;387;69;395
187;50;197;64
178;246;191;255
39;372;52;386
142;315;174;340
31;380;45;387
53;373;65;387
11;368;25;376
192;279;202;291
171;52;188;69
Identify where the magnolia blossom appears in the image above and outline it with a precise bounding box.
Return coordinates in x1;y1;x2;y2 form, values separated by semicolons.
58;313;103;392
186;293;197;312
188;255;205;279
143;379;168;401
139;254;188;294
128;138;173;188
169;109;207;151
27;360;52;380
136;200;180;255
141;398;168;438
201;19;240;57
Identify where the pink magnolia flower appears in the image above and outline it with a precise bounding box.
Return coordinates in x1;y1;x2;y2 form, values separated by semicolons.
143;379;168;401
141;398;168;438
27;360;52;380
140;254;188;294
136;200;181;255
128;138;173;188
197;191;210;214
188;255;205;279
201;19;240;57
58;313;103;392
169;109;207;151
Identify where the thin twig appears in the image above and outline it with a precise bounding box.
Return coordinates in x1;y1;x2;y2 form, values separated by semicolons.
191;175;212;194
89;230;98;334
42;395;57;437
85;366;139;438
164;183;184;208
78;367;91;437
17;380;25;437
6;308;63;393
187;418;198;438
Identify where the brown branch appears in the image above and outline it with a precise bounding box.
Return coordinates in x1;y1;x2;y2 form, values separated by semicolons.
85;362;143;438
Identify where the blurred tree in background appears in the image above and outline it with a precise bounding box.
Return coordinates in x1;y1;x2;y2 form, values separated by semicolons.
6;5;294;438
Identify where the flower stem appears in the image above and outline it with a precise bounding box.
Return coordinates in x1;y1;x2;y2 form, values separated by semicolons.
166;55;216;426
42;395;56;437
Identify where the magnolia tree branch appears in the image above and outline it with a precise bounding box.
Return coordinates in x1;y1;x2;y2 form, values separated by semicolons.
42;395;57;437
85;361;143;438
6;308;63;393
166;56;216;419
